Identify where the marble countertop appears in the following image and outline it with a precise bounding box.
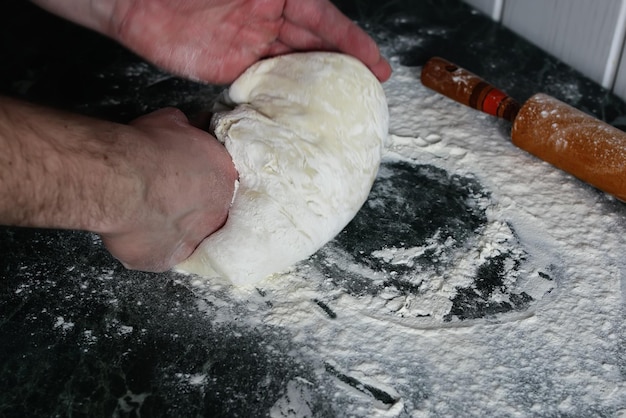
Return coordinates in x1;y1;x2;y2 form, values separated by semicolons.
1;1;625;417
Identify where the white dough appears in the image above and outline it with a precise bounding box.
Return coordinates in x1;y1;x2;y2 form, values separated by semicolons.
176;52;389;285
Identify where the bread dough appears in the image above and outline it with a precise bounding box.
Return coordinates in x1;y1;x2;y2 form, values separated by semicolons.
176;52;389;285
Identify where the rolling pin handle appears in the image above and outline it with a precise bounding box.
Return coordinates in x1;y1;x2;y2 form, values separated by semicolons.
421;57;521;122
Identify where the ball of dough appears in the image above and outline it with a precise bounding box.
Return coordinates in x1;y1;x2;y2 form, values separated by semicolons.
176;52;389;285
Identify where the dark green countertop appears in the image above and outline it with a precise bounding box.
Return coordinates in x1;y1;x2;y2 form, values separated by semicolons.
1;1;625;417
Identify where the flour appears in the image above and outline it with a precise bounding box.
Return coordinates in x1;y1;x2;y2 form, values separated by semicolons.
24;26;621;416
3;8;620;416
184;59;626;416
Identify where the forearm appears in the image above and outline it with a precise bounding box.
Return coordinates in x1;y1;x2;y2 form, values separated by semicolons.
30;0;128;38
0;96;142;234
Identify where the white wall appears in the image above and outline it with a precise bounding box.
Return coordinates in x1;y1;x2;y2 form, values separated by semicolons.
463;0;626;101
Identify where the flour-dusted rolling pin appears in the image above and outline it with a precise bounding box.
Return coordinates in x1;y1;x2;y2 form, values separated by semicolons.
421;56;626;201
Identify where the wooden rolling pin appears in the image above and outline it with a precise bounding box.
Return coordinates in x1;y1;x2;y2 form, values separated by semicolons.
421;56;626;201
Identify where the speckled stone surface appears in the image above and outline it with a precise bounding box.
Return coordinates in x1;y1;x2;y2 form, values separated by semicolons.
1;1;625;417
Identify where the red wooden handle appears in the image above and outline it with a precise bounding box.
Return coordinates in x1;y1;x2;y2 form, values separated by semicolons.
420;57;521;122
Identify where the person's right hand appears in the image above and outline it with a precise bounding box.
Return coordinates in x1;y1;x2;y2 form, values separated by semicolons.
99;108;238;272
1;97;237;272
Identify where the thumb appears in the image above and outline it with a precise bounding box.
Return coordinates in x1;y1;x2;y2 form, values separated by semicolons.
130;107;191;129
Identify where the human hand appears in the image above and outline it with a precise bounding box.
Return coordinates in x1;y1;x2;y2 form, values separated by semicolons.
114;0;391;84
0;97;237;272
32;0;391;84
100;108;238;272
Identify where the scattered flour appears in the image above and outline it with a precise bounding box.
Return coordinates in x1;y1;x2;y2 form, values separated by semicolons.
187;61;626;416
19;15;622;417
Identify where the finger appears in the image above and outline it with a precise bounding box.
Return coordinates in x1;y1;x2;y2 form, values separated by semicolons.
283;0;389;79
168;239;198;268
265;39;294;57
279;14;392;81
277;19;334;51
131;107;190;128
369;56;393;82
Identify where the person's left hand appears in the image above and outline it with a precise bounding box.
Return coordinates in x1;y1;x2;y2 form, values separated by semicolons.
103;0;391;84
